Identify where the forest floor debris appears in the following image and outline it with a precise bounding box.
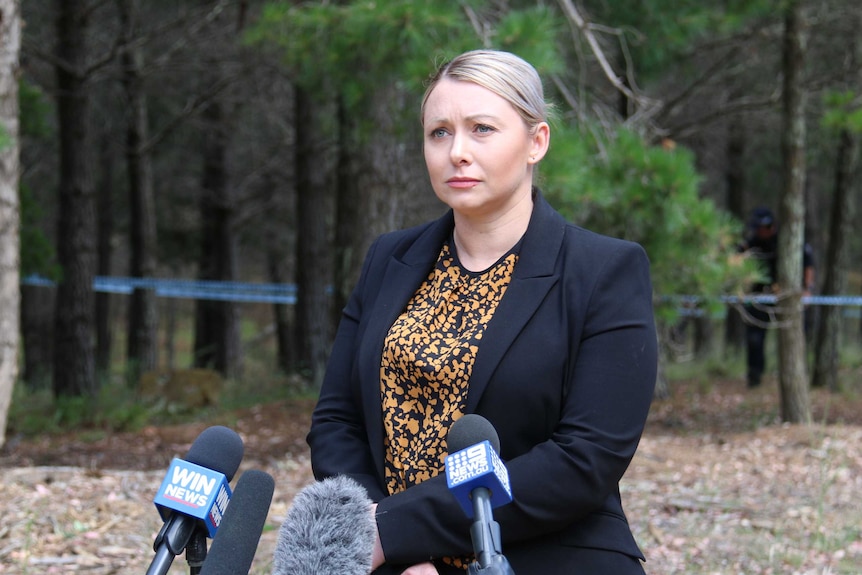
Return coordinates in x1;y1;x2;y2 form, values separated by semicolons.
1;377;861;574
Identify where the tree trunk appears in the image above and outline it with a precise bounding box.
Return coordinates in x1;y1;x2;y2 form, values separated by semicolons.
333;96;359;327
262;166;295;374
95;133;114;374
21;284;53;388
294;86;334;389
164;284;177;371
724;115;746;356
776;2;811;424
53;0;98;398
811;8;861;393
193;99;241;378
653;323;670;400
119;0;158;384
0;0;21;448
811;135;857;391
694;315;714;359
268;245;294;373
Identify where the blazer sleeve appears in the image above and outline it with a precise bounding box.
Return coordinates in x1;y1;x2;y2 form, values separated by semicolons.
375;236;657;563
306;236;388;501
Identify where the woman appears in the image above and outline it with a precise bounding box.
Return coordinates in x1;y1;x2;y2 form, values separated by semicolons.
307;49;657;574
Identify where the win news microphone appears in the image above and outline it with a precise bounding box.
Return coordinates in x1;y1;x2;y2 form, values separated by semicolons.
272;475;376;575
199;469;275;575
445;414;515;575
147;425;244;575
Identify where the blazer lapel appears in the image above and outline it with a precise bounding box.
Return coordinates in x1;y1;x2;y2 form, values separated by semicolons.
359;211;454;471
465;194;566;412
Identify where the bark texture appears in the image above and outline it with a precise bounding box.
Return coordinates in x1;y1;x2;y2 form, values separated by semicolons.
0;0;21;447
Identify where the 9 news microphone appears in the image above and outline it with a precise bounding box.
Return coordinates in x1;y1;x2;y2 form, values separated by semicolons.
147;425;244;575
199;469;275;575
445;414;515;575
272;475;376;575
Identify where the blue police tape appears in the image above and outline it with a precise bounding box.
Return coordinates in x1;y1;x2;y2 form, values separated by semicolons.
664;294;862;318
22;275;862;309
22;275;298;304
666;294;862;307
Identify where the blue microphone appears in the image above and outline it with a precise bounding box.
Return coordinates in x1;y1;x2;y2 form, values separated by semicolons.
153;458;233;538
147;426;244;575
445;414;515;574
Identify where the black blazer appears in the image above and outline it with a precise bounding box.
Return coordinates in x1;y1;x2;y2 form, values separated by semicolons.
307;192;658;574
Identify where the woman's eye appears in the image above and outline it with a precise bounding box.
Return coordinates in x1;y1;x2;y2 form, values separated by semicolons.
475;124;494;134
430;128;448;138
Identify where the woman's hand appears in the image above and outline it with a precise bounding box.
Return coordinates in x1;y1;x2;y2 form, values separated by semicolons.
370;504;386;571
401;562;439;575
369;503;438;575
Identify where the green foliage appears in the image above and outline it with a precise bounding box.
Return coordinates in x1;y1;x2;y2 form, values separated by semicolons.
20;79;53;138
19;79;59;280
821;90;862;133
248;1;565;115
7;380;151;437
582;0;776;78
20;184;60;280
494;6;566;76
543;126;761;321
249;2;469;95
0;79;45;153
9;309;311;438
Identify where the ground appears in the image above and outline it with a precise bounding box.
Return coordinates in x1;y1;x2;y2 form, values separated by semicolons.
1;378;861;574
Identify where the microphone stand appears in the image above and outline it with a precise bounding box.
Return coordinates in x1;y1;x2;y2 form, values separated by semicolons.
147;516;209;575
185;528;208;575
467;487;515;575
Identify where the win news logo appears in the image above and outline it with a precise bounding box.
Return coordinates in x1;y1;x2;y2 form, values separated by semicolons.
153;458;232;537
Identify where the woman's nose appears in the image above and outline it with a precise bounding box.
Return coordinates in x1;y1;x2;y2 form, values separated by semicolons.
449;132;471;165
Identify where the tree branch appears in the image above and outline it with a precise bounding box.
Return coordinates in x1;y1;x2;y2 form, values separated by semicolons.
658;46;744;123
138;73;236;156
668;90;782;139
555;0;658;112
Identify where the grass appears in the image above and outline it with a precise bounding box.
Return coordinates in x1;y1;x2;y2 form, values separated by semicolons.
7;303;314;439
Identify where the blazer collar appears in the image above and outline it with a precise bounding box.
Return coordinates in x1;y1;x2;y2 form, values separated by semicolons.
377;189;565;316
399;190;566;270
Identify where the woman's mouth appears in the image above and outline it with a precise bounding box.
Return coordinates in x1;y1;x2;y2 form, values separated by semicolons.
446;177;480;189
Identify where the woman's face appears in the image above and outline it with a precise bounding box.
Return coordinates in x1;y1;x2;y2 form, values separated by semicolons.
422;78;549;220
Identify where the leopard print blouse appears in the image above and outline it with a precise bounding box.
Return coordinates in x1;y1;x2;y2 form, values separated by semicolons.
380;239;517;568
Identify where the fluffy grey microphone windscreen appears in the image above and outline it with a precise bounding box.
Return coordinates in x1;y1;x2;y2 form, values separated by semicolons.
272;475;376;575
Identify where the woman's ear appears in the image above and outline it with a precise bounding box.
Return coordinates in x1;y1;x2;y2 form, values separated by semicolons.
528;122;550;165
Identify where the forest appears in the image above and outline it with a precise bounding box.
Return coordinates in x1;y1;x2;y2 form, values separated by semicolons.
1;0;862;445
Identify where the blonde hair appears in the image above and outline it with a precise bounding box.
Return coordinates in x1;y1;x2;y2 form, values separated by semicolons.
421;50;549;132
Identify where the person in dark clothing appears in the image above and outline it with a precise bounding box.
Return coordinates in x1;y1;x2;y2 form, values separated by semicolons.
739;207;815;387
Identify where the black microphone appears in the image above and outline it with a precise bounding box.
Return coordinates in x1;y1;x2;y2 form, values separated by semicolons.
272;475;376;575
200;469;275;575
147;425;244;575
445;414;515;575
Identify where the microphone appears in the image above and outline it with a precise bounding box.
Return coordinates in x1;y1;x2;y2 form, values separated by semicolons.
445;414;515;575
147;425;244;575
272;475;376;575
200;469;275;575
